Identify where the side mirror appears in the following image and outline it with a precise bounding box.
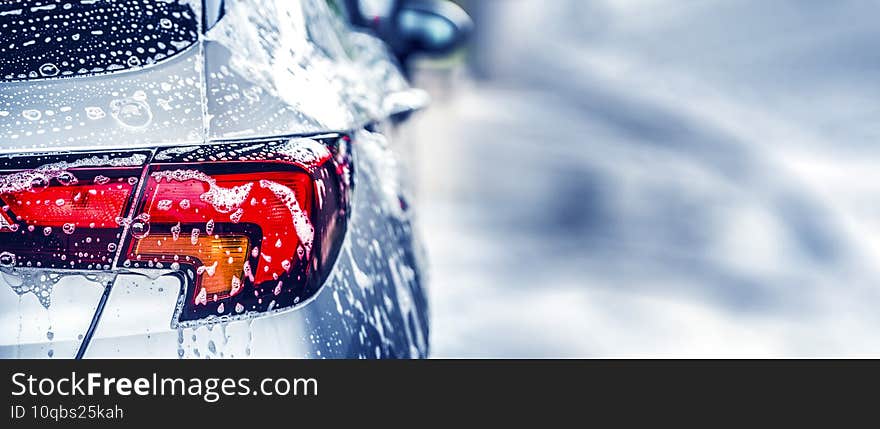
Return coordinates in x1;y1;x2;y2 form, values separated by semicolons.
394;0;472;58
346;0;472;69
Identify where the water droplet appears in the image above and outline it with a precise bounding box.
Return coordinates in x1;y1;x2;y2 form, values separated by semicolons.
39;63;59;77
62;223;75;235
56;172;77;186
110;98;152;129
85;106;106;120
171;222;181;240
0;252;16;268
29;176;49;193
230;208;244;223
131;221;149;239
154;201;175;214
195;287;207;306
22;109;41;121
230;275;242;296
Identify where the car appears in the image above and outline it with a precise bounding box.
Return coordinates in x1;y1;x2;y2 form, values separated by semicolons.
0;0;470;358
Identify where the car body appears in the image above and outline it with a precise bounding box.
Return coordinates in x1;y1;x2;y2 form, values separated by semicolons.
0;0;430;358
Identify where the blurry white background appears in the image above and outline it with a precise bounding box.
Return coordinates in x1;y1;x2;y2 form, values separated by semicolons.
409;0;880;357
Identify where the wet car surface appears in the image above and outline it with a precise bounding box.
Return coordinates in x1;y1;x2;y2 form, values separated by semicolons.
0;0;429;358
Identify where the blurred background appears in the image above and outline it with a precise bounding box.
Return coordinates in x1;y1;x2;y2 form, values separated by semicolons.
405;0;880;357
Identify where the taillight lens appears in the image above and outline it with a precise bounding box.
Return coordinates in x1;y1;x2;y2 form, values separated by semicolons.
125;137;349;326
0;137;351;326
0;152;149;271
2;170;134;228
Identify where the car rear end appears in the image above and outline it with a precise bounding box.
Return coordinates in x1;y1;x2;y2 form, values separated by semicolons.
0;0;429;358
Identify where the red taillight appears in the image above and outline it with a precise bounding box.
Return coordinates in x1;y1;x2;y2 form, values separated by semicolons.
126;138;349;325
2;169;136;228
126;166;315;304
0;138;350;325
0;159;147;270
141;168;313;285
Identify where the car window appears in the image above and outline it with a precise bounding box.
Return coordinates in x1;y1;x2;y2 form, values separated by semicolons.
0;0;199;82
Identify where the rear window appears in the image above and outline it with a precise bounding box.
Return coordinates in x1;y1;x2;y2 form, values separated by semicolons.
0;0;199;82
